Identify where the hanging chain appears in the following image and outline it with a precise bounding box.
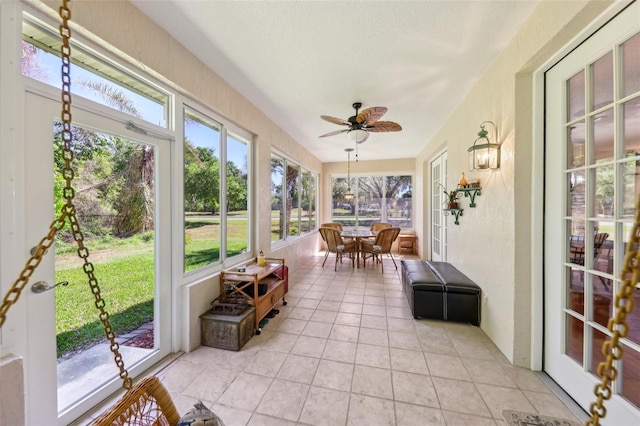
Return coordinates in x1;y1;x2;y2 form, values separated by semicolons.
586;196;639;425
0;0;131;390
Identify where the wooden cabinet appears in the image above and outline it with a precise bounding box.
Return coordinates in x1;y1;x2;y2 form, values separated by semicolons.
397;234;417;254
220;258;287;334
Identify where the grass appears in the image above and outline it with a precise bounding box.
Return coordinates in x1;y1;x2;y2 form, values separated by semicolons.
184;216;249;271
56;216;253;358
55;250;155;358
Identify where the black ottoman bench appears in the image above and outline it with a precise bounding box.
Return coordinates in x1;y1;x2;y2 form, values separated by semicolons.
401;260;481;326
401;260;445;321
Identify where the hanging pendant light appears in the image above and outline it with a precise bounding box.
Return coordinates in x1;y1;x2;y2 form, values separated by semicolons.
344;148;354;200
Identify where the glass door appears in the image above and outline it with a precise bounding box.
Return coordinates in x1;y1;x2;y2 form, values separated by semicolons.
24;91;172;425
431;151;447;261
544;3;640;423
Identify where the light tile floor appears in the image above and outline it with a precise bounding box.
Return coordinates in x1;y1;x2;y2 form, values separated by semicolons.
156;254;584;426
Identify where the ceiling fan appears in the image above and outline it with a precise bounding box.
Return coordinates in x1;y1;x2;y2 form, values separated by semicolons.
319;102;402;144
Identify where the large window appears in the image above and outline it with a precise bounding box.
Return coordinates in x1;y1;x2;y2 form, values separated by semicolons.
271;154;316;243
22;17;169;127
21;15;253;276
184;107;250;272
331;175;412;230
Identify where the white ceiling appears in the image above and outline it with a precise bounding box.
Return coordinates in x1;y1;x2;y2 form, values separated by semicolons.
131;0;540;163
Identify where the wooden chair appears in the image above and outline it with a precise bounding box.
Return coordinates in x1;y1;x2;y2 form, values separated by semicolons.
361;227;401;272
320;222;343;231
365;222;392;243
319;223;344;257
370;222;392;232
594;232;609;258
593;232;610;289
319;227;356;271
569;233;609;266
569;235;585;265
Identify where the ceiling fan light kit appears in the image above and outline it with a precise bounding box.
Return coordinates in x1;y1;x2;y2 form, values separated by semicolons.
319;102;402;144
348;128;368;144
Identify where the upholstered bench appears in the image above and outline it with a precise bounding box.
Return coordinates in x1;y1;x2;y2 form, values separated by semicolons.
401;260;481;326
401;260;445;321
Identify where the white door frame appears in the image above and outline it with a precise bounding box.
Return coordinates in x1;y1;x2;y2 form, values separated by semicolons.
530;0;635;376
542;2;640;424
24;89;173;425
430;150;448;261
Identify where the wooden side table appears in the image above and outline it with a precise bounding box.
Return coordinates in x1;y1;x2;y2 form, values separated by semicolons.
397;234;417;254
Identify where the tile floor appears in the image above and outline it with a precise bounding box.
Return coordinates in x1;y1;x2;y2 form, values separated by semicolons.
155;253;584;426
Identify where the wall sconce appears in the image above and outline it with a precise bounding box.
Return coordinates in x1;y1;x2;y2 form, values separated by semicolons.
344;148;355;200
468;121;500;170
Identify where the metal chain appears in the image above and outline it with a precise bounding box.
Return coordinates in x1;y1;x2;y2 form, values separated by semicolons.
0;0;131;390
586;195;639;425
0;216;66;328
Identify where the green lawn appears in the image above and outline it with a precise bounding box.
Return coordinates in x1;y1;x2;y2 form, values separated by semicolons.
56;216;252;358
55;250;154;358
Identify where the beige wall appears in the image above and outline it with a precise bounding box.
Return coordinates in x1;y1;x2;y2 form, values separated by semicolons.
414;0;615;366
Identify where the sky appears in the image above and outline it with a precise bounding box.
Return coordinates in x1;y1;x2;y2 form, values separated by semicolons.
33;46;247;170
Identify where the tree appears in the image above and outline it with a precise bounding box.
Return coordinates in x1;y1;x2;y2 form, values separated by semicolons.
226;161;247;211
112;146;155;236
184;141;220;212
21;41;47;79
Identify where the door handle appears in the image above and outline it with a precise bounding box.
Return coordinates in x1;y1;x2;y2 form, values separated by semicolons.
31;280;69;293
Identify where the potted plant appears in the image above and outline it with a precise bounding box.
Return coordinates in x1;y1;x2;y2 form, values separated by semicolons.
439;184;459;209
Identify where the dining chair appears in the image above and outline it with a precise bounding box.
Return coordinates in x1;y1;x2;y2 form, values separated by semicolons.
319;227;356;271
370;222;392;232
593;232;610;289
569;235;585;265
320;222;343;231
319;223;344;257
363;222;392;243
570;233;609;266
361;227;401;272
569;233;610;289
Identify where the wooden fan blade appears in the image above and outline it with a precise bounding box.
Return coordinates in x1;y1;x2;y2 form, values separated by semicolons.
356;107;387;124
321;115;350;126
319;129;349;138
366;121;402;132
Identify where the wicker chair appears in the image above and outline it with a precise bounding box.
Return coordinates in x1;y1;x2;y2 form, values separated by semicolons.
92;376;180;426
319;223;345;257
370;222;392;233
361;227;401;272
319;227;356;271
320;222;343;231
365;222;392;243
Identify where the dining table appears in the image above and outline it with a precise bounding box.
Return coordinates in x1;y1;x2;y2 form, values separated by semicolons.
341;229;376;268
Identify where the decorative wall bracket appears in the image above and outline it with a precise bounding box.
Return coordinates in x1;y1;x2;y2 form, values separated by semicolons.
456;187;481;207
443;208;463;225
441;186;482;225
